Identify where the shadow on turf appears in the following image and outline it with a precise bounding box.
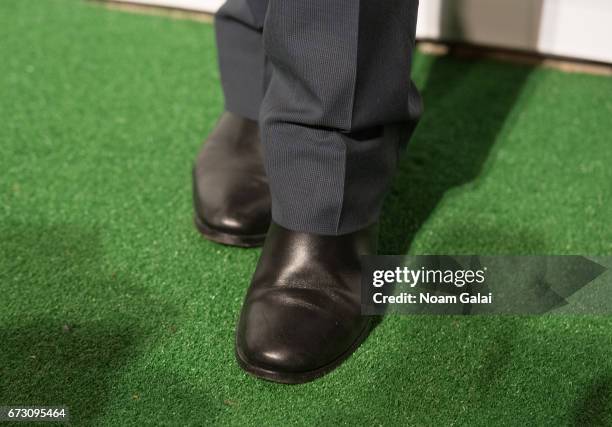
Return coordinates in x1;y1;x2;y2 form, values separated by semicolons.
360;56;538;394
379;54;535;254
0;224;178;425
572;375;612;426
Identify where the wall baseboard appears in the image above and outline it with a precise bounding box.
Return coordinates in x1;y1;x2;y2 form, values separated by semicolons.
108;0;612;64
110;0;221;12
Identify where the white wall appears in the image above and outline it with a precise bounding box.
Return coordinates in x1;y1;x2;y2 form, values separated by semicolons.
417;0;612;64
112;0;612;64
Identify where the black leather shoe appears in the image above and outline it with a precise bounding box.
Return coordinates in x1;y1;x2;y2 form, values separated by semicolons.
193;112;271;247
235;222;377;384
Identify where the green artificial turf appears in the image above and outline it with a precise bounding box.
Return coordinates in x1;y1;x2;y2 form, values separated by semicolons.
2;0;612;425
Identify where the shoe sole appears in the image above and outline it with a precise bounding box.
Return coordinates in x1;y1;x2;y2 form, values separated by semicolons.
234;317;373;384
194;215;267;248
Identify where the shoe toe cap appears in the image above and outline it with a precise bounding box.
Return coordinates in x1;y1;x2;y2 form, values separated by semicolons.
236;289;365;375
193;172;271;236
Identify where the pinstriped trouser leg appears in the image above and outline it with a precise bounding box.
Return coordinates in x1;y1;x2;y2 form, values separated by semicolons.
260;0;422;235
215;0;270;121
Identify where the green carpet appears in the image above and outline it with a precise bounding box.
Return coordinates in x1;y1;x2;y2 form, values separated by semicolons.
2;1;612;425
